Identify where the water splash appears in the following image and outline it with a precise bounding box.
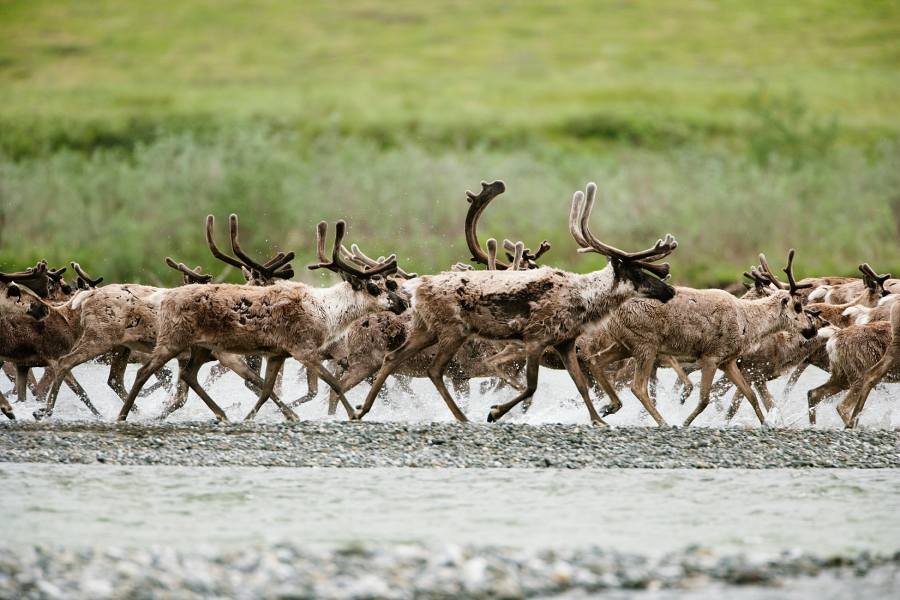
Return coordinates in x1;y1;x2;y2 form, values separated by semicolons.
8;360;897;429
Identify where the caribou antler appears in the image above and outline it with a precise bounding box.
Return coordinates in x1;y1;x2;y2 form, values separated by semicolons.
782;249;813;293
0;263;53;297
859;263;891;293
165;257;213;284
0;265;40;282
46;266;67;281
743;266;771;292
70;262;103;288
570;183;676;279
501;239;527;270
501;239;550;269
206;215;246;270
464;180;551;270
206;214;295;281
486;238;499;270
759;249;812;294
309;221;398;279
464;180;511;270
757;253;786;290
228;214;295;280
349;243;417;279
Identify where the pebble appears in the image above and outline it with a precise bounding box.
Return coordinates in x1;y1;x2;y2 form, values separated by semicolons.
0;543;896;599
0;421;897;469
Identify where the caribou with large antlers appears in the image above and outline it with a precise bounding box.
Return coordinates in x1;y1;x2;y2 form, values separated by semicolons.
115;219;407;421
35;215;300;420
352;181;677;424
589;249;817;426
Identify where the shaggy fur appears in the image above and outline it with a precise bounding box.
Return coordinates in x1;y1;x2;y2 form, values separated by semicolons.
0;283;97;418
807;303;900;427
594;287;816;426
320;310;523;414
116;274;407;421
352;182;677;424
355;260;675;423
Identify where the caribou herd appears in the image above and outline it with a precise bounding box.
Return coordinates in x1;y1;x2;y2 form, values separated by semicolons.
1;181;897;428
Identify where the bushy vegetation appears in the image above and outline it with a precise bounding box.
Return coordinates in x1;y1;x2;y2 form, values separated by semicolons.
1;1;898;285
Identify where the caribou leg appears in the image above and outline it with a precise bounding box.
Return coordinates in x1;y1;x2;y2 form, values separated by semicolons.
356;327;438;420
586;343;630;416
556;339;607;426
0;390;14;419
15;365;29;403
683;359;717;426
723;360;766;425
214;354;297;421
157;359;191;421
629;352;669;426
423;334;469;422
244;356;288;422
118;349;182;421
806;376;847;426
487;343;544;422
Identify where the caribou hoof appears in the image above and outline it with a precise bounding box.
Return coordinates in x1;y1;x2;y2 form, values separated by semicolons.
32;408;49;421
487;405;501;423
3;409;15;420
599;404;620;417
836;405;853;428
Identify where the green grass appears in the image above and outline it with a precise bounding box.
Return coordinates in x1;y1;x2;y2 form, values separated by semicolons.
2;0;899;152
2;128;898;287
1;1;899;285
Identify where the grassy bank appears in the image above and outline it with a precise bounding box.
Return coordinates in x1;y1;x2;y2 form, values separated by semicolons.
2;128;898;286
1;0;898;285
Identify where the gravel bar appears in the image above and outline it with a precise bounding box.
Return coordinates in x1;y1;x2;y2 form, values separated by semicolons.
1;421;897;468
2;543;897;599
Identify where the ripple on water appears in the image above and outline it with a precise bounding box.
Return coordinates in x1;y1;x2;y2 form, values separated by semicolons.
3;464;899;556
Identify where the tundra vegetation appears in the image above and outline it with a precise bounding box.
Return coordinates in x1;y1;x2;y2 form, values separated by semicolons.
1;1;898;286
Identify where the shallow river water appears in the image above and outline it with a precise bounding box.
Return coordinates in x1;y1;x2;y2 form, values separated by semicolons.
7;360;899;428
4;464;898;556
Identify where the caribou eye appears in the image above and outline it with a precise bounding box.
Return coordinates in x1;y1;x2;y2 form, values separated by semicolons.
781;297;789;307
386;279;398;291
6;285;21;298
365;281;382;296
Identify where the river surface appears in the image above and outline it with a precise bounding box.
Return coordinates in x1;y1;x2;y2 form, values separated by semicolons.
3;464;898;555
7;360;899;428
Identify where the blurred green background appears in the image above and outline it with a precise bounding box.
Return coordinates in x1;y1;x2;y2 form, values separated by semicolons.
1;0;898;286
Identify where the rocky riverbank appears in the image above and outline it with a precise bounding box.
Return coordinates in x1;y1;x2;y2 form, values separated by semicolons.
1;421;896;468
1;543;897;599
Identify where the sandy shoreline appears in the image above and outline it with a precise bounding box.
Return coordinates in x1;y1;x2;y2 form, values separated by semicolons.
1;421;897;469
